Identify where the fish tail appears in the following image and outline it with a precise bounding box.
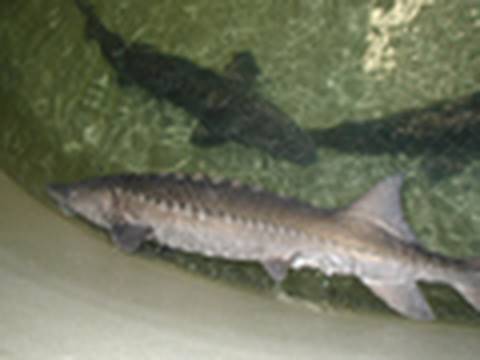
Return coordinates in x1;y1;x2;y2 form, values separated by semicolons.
73;0;127;70
451;259;480;312
74;0;94;16
73;0;98;40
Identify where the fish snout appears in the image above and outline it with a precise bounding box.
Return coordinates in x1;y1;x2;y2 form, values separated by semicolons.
47;183;71;201
47;183;75;216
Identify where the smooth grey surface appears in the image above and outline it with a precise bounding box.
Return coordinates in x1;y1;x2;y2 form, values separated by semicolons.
1;171;480;360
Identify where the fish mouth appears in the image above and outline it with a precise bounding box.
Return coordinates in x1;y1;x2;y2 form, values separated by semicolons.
46;183;74;216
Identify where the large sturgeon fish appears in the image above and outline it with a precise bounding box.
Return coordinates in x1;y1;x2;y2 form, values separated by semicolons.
73;0;317;165
47;173;480;320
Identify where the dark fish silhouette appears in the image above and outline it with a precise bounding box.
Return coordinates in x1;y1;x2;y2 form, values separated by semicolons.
308;91;480;179
47;172;480;320
73;0;317;165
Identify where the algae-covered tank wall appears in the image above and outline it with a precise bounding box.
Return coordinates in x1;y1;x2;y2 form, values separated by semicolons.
1;0;480;344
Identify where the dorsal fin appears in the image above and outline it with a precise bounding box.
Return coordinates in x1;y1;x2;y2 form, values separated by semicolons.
224;51;261;86
345;174;418;243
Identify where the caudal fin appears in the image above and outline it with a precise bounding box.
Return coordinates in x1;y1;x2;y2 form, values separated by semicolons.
452;263;480;312
74;0;97;33
362;279;435;321
74;0;94;14
73;0;128;72
73;0;100;40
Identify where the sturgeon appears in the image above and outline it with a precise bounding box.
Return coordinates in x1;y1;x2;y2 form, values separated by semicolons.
47;173;480;320
73;0;317;165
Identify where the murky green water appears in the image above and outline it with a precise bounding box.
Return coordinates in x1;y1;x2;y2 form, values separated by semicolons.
1;0;480;323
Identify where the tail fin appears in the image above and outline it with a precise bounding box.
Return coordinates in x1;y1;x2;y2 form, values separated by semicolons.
452;263;480;312
74;0;97;40
362;278;435;321
73;0;127;71
74;0;94;15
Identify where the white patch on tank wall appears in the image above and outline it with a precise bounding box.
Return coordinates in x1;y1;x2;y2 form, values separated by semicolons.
363;0;435;77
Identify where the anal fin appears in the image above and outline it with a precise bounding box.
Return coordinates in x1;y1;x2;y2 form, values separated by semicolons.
190;123;227;147
110;223;152;253
452;271;480;312
363;279;435;321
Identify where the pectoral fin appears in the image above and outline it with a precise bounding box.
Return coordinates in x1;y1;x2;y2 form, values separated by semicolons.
262;258;290;283
110;223;152;253
363;279;435;321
